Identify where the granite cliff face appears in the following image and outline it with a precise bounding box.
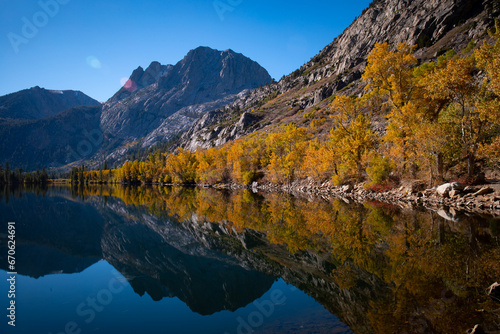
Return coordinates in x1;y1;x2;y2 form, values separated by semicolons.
181;0;499;151
306;0;489;81
0;86;100;120
99;47;272;161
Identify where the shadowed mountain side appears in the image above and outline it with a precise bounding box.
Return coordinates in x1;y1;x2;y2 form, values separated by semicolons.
0;105;102;170
0;86;100;120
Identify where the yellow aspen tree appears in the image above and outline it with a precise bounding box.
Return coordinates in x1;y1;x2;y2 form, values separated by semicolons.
166;148;198;183
302;140;337;181
195;148;214;184
329;95;376;183
363;43;421;176
423;57;483;178
227;140;250;184
475;20;500;169
363;42;418;109
266;123;309;184
195;147;231;184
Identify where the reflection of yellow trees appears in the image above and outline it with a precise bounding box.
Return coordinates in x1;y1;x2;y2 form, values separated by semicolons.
367;209;500;334
78;184;499;333
262;193;314;253
332;262;359;290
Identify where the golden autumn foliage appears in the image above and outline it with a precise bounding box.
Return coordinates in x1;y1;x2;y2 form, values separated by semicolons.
266;123;309;184
302;139;336;180
196;147;231;184
227;137;266;185
363;39;500;181
165;147;198;183
475;21;500;169
328;95;376;183
362;42;418;110
111;35;500;187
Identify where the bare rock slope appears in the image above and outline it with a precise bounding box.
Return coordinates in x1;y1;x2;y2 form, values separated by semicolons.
181;0;499;151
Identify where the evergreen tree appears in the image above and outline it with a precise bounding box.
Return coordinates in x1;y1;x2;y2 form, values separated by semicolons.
5;162;10;184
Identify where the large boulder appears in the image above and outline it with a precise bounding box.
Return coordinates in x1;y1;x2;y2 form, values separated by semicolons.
436;182;464;198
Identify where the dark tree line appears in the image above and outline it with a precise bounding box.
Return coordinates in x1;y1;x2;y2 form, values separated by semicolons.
69;161;112;185
0;162;49;185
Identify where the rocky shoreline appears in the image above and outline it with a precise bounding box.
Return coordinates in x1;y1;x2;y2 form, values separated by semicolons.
211;180;500;218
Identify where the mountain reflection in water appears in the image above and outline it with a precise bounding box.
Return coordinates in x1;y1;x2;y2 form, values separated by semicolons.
0;184;499;334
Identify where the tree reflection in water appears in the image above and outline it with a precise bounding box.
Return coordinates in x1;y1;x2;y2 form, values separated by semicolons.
2;184;499;333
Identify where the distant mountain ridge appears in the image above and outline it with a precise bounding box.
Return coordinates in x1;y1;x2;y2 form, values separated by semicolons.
0;105;102;170
0;86;100;120
0;47;272;170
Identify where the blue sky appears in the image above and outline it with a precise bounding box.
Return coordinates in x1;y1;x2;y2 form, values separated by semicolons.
0;0;372;102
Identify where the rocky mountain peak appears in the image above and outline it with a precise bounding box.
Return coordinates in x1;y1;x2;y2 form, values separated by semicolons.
157;46;272;98
98;46;272;161
109;61;173;103
142;61;172;87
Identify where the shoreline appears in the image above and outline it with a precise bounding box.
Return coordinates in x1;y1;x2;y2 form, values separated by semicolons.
45;178;500;217
212;180;500;218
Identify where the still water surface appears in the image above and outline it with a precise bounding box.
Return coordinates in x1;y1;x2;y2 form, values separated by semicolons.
0;185;499;333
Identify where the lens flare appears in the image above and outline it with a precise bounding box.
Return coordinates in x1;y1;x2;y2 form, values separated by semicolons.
120;77;137;92
86;56;102;69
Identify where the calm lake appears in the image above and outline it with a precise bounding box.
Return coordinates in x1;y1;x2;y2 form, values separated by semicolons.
0;185;499;334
